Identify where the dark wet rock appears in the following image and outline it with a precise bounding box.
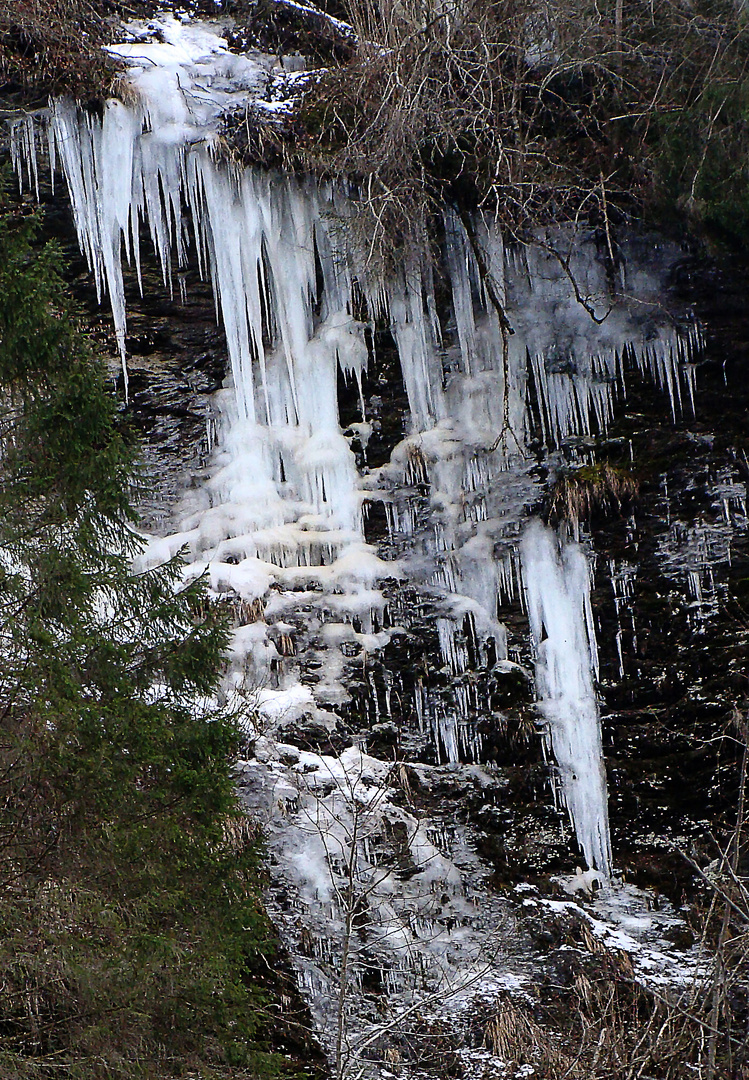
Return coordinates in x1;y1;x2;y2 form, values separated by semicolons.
278;716;354;756
366;720;399;755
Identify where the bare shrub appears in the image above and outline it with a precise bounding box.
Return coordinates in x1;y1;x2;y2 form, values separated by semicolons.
0;0;120;99
290;0;749;257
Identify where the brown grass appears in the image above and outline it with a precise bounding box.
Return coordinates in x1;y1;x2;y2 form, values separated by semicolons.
549;462;639;524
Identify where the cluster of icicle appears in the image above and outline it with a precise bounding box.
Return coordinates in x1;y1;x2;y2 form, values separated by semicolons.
10;65;700;879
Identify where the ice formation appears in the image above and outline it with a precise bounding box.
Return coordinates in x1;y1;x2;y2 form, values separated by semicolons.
7;9;711;1062
656;462;748;627
236;744;517;1058
521;521;611;875
10;9;702;851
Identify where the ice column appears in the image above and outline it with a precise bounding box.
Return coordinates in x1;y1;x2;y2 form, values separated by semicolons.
521;520;611;874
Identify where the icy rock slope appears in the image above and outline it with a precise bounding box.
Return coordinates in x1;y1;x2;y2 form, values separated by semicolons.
9;9;709;1069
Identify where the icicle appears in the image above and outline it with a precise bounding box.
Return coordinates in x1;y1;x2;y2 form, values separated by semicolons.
387;258;446;432
521;520;611;875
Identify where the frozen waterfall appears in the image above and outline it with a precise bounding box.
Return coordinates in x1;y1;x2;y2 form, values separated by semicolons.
7;12;708;1023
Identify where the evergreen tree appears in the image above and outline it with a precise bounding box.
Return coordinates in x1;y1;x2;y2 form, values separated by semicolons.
0;187;295;1078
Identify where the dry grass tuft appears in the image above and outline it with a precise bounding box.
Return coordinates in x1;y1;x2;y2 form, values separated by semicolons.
484;998;560;1067
549;462;638;524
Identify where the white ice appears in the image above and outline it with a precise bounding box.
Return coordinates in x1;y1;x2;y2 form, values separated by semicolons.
521;520;611;875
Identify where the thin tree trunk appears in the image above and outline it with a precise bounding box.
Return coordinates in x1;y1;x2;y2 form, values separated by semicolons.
615;0;623;61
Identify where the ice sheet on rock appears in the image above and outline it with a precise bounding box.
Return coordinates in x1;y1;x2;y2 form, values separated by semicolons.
655;462;748;626
609;559;638;679
105;13;301;126
256;684;316;724
234;745;523;1064
506;231;702;444
521;520;611;875
528;881;708;991
380;411;536;741
365;216;699;763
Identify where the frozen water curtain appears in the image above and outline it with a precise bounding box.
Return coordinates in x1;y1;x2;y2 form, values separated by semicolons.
10;13;704;882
